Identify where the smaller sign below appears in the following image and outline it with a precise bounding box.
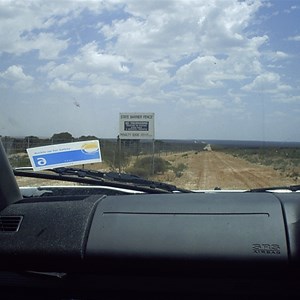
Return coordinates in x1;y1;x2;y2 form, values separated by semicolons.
119;112;155;139
124;121;149;131
27;140;102;171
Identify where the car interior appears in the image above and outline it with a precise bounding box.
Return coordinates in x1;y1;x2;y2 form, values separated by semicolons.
1;140;300;299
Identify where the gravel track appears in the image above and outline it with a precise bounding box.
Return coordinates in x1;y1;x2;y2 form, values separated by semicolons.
161;151;298;190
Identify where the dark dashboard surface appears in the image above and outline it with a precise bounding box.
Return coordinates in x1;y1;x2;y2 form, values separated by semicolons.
1;192;300;298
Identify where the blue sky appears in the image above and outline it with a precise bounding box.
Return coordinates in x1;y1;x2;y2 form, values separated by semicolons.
0;0;300;141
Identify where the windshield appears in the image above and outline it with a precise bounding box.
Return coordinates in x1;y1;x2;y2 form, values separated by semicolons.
1;0;299;191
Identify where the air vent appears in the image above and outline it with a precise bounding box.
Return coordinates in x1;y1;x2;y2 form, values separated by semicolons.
0;216;23;232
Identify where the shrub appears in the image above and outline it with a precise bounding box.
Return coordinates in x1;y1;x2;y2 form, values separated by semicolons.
9;154;31;168
172;163;187;178
127;156;171;178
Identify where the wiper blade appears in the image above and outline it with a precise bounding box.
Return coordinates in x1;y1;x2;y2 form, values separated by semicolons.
13;169;167;194
13;168;192;194
49;167;192;193
248;185;300;192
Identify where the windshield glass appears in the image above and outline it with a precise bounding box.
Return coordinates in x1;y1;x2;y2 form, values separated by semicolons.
1;0;299;191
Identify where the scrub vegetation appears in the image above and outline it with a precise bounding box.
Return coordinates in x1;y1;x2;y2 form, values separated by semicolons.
3;133;300;188
222;148;300;182
126;156;172;178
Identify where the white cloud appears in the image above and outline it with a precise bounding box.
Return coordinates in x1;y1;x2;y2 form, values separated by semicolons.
2;0;299;141
1;65;31;81
0;0;108;58
175;51;264;90
288;35;300;42
284;5;300;14
30;33;69;60
179;97;223;110
272;94;300;103
97;0;268;95
77;42;129;73
265;51;290;61
1;0;269;98
44;42;129;83
176;56;224;89
0;65;34;90
48;72;136;101
101;0;264;61
49;78;79;93
242;72;292;93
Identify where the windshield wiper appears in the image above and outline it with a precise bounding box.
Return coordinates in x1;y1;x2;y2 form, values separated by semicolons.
248;185;300;192
49;167;192;193
13;167;192;194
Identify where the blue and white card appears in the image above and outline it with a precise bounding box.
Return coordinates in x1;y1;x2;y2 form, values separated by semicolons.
27;140;102;171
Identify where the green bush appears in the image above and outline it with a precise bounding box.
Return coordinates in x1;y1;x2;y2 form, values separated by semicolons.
172;163;187;178
9;155;31;168
127;156;171;178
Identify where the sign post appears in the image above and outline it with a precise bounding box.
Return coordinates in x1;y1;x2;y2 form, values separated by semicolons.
117;135;121;174
152;139;155;175
119;113;155;174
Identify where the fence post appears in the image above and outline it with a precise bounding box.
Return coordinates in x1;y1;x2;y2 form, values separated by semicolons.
152;139;155;175
117;135;121;174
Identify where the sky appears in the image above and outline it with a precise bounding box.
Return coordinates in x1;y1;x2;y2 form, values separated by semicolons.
0;0;300;141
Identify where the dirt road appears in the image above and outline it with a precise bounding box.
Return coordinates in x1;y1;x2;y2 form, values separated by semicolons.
16;150;298;191
159;151;298;190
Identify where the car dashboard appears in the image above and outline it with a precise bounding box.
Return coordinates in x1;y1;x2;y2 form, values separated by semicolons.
1;191;300;299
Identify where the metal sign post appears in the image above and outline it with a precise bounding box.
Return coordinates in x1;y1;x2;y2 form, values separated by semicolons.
117;135;121;174
119;113;155;176
152;139;155;175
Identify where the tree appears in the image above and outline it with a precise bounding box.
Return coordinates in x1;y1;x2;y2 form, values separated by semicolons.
51;132;74;143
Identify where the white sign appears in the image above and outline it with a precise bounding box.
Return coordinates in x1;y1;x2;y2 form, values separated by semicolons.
27;140;102;171
119;113;155;140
